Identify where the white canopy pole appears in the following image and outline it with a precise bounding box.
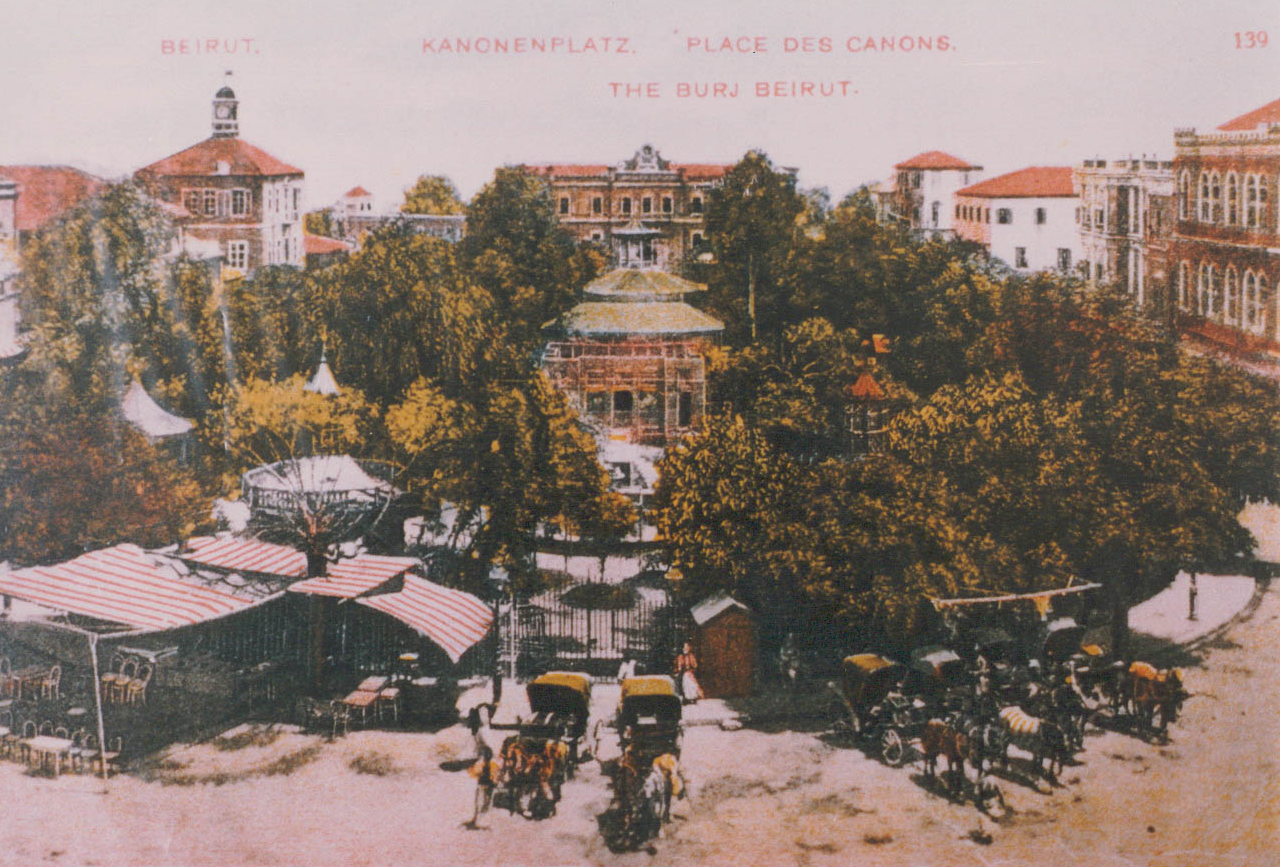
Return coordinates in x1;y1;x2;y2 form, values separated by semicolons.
87;633;109;789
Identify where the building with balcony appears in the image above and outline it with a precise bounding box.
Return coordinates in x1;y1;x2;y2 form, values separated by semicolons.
1171;97;1280;351
135;84;305;273
1074;157;1174;309
954;167;1081;274
889;151;984;238
526;144;733;270
541;269;723;446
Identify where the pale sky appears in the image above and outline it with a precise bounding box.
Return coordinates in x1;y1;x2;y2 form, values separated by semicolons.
2;0;1278;211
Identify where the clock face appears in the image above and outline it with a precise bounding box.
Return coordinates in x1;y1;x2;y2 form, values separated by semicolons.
215;104;232;119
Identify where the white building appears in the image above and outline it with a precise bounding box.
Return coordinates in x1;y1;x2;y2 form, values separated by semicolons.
890;151;984;238
954;167;1081;274
1074;157;1174;308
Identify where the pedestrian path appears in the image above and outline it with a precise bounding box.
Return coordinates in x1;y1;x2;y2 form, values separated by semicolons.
1128;571;1256;646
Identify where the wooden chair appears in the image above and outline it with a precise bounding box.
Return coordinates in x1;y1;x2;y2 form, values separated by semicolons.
125;663;153;706
68;729;89;774
376;686;401;724
40;665;61;701
87;735;123;777
329;700;350;739
16;720;36;764
0;657;15;699
100;654;127;702
109;658;138;705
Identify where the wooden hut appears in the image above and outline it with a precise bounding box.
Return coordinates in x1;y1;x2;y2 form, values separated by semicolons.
690;594;755;698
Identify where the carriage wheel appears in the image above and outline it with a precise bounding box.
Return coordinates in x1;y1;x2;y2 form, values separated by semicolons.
881;729;906;766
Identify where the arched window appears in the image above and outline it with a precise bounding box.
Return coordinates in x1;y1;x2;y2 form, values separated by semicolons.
1257;273;1272;336
1247;175;1260;228
1260;176;1270;229
1225;266;1240;325
1210;172;1222;223
1226;172;1240;225
1178;261;1190;310
1177;170;1190;220
1244;271;1260;332
1200;172;1212;221
1207;264;1220;318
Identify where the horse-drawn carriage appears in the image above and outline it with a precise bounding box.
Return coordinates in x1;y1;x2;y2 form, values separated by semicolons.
495;671;593;817
604;676;686;848
830;654;911;764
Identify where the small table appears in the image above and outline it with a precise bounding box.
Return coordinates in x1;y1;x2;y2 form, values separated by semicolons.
342;689;379;727
25;735;73;777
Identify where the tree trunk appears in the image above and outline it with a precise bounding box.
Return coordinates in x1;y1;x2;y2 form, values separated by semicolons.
1108;578;1130;660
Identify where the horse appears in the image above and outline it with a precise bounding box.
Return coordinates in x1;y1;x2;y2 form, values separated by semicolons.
921;719;970;796
996;706;1068;782
1125;662;1187;737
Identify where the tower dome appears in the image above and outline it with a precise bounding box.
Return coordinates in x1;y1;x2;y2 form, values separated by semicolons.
211;80;239;139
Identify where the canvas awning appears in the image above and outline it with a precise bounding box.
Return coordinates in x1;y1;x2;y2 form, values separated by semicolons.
121;379;194;439
0;544;252;633
354;575;493;663
182;535;308;578
288;555;420;598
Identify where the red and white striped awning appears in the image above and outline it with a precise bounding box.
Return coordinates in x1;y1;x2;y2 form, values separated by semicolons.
182;536;308;579
287;555;421;598
0;544;252;632
355;575;493;663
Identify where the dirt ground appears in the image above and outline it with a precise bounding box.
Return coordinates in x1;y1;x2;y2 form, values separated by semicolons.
2;583;1277;867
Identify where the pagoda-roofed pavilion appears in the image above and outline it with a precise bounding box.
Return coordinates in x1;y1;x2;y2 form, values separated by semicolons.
542;267;723;445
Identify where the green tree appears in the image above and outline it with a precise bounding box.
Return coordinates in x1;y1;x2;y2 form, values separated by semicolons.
700;150;805;343
0;388;204;564
462;166;603;347
303;209;336;237
401;175;464;215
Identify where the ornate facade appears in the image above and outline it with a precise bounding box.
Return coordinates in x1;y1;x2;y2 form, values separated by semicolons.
1074;157;1174;309
1171;97;1280;349
527;145;730;270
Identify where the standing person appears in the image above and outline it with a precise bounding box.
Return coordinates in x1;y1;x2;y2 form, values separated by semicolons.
673;641;704;704
1188;573;1199;621
468;744;499;829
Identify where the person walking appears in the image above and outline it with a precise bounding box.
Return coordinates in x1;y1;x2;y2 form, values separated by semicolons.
468;743;499;829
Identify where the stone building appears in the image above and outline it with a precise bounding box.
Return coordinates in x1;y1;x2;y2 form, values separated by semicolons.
541;269;723;446
1074;157;1174;309
527;144;732;269
135;83;305;273
889;150;984;238
954;167;1081;274
1171;96;1280;350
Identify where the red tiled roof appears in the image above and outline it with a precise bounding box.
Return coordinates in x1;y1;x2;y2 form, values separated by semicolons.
343;185;372;197
526;164;611;178
1217;96;1280;132
675;163;729;180
894;151;980;171
136;137;303;178
0;165;105;232
304;233;353;255
955;167;1075;198
846;371;886;401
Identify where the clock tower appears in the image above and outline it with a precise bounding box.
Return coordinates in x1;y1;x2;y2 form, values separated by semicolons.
211;83;239;139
